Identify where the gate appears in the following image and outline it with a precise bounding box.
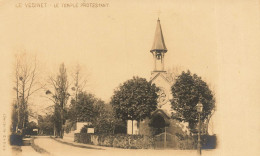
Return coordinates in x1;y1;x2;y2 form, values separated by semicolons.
154;127;178;149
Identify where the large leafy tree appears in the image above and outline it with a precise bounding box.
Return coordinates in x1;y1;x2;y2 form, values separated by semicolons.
68;93;125;134
93;101;125;134
110;76;159;134
68;92;97;123
171;70;215;131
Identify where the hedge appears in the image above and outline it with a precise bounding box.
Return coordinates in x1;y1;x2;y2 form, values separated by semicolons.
10;134;23;146
176;134;217;149
75;133;154;149
74;133;216;149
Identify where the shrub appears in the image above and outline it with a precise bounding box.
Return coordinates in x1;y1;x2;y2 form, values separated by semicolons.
202;134;217;149
75;132;209;149
176;134;196;149
74;133;91;144
74;133;154;149
176;134;217;150
10;133;23;146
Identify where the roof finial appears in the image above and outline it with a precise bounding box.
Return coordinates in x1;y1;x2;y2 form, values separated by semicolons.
157;10;161;19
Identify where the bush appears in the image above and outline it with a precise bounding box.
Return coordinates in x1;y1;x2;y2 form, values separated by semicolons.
74;133;91;144
177;136;196;149
174;133;196;149
74;133;216;149
74;133;154;149
176;134;217;150
10;133;23;146
202;134;217;149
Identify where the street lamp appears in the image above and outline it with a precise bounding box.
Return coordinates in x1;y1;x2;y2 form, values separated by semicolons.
196;102;203;155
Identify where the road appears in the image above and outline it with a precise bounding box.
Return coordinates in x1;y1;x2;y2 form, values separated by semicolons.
33;136;218;156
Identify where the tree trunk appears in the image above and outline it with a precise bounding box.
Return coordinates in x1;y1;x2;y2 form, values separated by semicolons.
54;124;56;136
60;106;64;138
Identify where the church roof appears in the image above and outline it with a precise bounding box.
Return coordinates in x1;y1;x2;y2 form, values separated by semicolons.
150;72;172;85
150;18;167;52
151;109;171;119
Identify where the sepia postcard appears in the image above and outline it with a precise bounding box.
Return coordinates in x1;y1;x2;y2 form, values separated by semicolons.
1;0;260;156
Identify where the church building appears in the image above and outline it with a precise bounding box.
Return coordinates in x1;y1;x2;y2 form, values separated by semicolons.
127;19;188;137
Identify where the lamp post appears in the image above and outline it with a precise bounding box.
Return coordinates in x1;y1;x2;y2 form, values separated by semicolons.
196;102;203;155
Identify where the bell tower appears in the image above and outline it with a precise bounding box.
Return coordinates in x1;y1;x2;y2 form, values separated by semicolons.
150;18;167;73
149;18;172;110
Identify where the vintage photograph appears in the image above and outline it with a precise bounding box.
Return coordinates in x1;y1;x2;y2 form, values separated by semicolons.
1;0;260;156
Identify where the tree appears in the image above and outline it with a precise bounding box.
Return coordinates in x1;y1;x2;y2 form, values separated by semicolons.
38;114;54;135
68;92;97;123
70;64;88;103
92;101;125;134
68;91;124;134
24;121;38;135
12;52;44;133
92;100;112;134
46;63;70;138
11;101;19;133
171;70;215;131
110;76;159;134
68;64;89;127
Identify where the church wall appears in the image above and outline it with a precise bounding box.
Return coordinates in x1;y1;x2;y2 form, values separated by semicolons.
167;119;188;136
139;118;152;136
151;74;173;114
139;117;187;137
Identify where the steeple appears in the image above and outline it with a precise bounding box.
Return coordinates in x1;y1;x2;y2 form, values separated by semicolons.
150;18;167;72
150;18;167;53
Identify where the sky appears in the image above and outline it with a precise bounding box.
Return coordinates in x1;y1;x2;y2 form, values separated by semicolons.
1;0;260;155
1;0;218;103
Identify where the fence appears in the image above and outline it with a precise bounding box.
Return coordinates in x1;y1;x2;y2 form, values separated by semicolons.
74;133;216;149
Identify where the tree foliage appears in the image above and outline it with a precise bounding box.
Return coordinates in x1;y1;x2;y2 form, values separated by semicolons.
93;101;125;134
24;121;38;135
68;92;97;123
68;92;125;134
171;71;215;130
111;76;159;121
38;114;54;135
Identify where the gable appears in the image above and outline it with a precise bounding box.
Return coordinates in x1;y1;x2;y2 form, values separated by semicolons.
150;72;172;91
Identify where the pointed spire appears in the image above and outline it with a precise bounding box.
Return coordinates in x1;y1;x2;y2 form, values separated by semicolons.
150;18;167;53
